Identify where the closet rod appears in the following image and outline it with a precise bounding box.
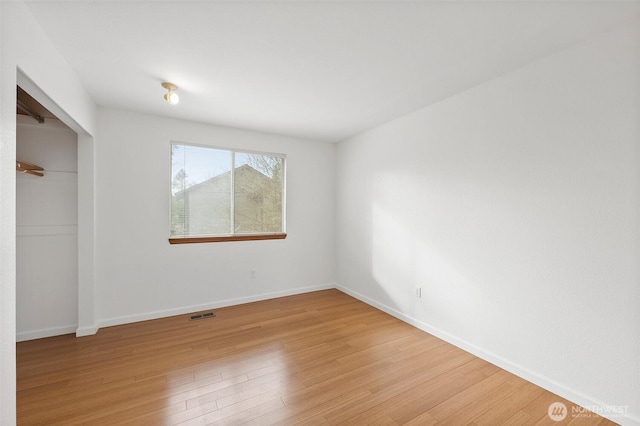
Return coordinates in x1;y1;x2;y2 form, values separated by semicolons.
16;100;45;124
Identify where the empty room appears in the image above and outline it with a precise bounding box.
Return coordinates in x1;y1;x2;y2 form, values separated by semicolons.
1;1;639;425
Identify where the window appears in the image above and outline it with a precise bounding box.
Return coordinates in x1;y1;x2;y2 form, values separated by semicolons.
169;143;286;243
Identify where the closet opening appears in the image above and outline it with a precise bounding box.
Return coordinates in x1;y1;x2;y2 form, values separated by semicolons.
16;86;79;341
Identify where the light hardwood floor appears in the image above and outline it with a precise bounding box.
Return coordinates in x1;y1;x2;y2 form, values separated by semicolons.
17;289;615;425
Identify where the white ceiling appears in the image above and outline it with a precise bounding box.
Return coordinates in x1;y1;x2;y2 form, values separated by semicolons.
24;1;639;142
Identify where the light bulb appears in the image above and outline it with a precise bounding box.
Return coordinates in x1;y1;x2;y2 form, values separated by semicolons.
165;91;179;105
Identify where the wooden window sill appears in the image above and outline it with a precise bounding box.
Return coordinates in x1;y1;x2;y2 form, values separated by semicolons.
169;233;287;244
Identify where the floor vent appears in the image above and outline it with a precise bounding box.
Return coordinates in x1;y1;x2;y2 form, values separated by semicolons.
189;312;216;321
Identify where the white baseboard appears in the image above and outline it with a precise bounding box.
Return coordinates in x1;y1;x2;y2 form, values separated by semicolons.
335;284;639;426
97;283;336;330
17;325;77;342
75;325;99;337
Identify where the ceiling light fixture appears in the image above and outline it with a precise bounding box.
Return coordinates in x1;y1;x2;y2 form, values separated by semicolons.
162;82;179;105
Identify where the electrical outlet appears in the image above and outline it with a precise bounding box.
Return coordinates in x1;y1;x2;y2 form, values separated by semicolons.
415;286;422;298
249;270;256;279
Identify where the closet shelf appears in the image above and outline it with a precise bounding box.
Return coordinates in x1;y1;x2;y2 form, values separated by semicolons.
16;160;44;177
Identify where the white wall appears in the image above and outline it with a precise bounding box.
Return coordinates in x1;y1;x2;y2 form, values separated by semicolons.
336;22;640;425
0;5;11;425
1;2;97;424
95;108;335;327
16;116;78;341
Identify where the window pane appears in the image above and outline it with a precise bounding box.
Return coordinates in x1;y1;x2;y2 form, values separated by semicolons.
171;145;231;237
234;153;284;234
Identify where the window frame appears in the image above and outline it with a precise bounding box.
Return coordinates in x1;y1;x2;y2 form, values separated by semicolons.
168;141;287;244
